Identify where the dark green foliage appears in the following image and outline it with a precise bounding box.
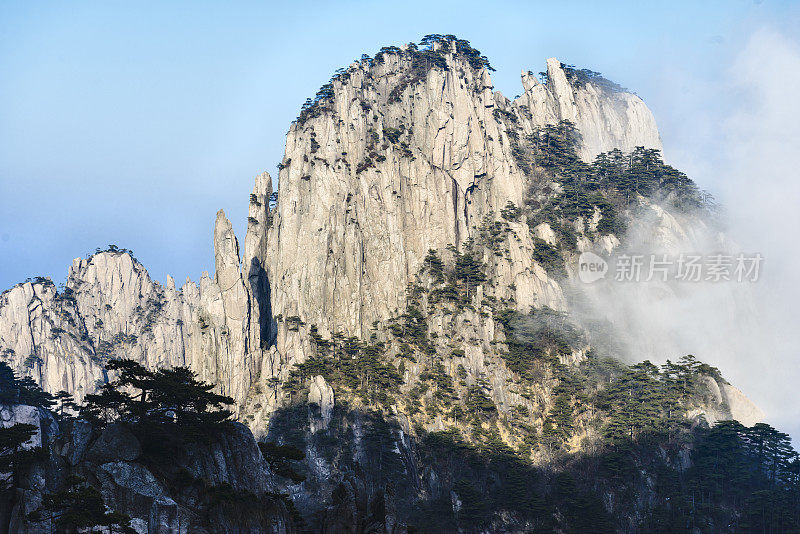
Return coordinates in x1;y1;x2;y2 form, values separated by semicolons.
598;357;722;444
421;249;444;283
477;216;511;256
297;35;492;127
0;361;54;408
591;147;706;208
285;315;303;331
81;359;234;458
28;475;135;533
266;405;413;532
262;377;800;533
383;34;492;79
543;387;574;445
259;442;306;483
177;478;299;532
285;331;401;408
54;390;77;418
389;304;431;353
465;385;495;421
495;308;582;380
0;423;42;493
93;244;135;258
412;427;611;531
633;420;800;532
600;360;672;442
524;120;710;249
596;202;623;235
500;201;520;221
532;237;565;277
419;360;457;412
0;363;52;498
383;126;402;144
423;246;470;308
524;121;624;238
560;63;628;93
452;244;487;302
452;479;488;525
295;82;335;125
443;35;494;71
361;411;407;485
549;472;616;533
385;45;449;103
530;120;586;175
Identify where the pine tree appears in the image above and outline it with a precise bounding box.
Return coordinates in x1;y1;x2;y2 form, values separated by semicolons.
0;423;40;493
81;359;234;454
258;442;306;483
54;390;77;418
423;249;444;283
28;475;135;533
453;244;486;303
0;362;53;408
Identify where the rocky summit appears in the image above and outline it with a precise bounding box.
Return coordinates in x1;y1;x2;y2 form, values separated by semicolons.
1;35;795;533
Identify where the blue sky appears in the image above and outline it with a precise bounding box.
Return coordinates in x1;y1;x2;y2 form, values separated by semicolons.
1;0;796;289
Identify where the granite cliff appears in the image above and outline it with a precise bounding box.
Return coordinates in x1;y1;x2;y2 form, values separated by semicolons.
2;34;788;533
0;36;757;432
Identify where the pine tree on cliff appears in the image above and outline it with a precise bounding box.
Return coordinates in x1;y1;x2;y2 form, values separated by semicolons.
81;359;234;457
423;249;444;284
53;390;77;418
0;361;54;408
453;243;487;303
0;422;40;493
28;475;135;533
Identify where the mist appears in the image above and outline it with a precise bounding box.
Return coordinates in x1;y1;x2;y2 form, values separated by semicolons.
567;27;800;442
719;28;800;441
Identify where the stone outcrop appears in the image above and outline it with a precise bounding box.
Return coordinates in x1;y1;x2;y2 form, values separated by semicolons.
720;382;766;427
518;58;662;161
86;423;141;463
0;404;57;450
261;46;660;361
307;375;334;431
1;403;293;533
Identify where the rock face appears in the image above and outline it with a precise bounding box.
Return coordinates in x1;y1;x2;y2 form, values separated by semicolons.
262;45;658;362
0;35;777;532
86;423;141;463
1;403;293;533
0;404;57;450
721;383;766;427
0;37;760;435
0;210;264;411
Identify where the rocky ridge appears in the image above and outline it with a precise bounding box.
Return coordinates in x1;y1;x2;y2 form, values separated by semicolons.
0;216;260;412
0;36;757;440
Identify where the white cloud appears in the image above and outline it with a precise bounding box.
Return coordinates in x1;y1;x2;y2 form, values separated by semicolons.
718;28;800;439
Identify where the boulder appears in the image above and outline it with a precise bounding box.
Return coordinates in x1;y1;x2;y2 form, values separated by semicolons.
86;423;141;463
62;418;93;465
96;461;179;533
